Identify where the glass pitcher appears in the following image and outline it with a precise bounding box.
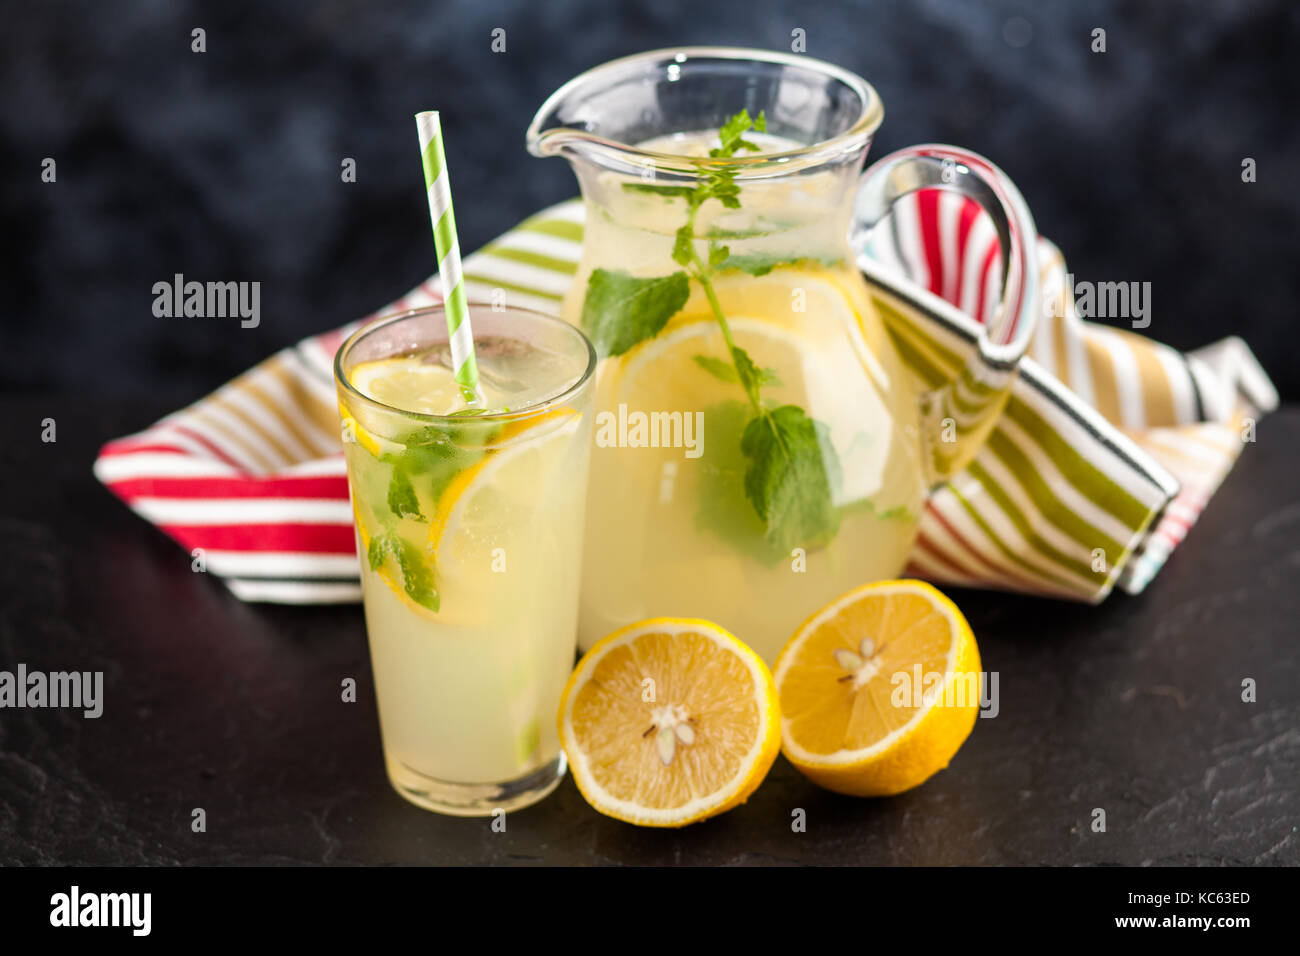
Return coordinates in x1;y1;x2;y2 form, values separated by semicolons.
527;47;1038;662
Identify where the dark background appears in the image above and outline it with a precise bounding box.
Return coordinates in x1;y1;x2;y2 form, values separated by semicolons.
3;0;1298;405
1;1;1297;872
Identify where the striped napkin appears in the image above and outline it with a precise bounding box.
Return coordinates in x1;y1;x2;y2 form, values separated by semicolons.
94;195;1277;604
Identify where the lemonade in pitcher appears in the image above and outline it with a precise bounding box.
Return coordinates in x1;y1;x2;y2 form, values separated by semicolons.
560;123;924;662
530;49;1040;662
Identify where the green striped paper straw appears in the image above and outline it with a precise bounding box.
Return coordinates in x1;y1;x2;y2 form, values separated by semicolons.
415;111;482;406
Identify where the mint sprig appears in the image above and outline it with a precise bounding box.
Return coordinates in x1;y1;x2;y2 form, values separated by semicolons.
386;463;422;518
368;530;440;612
579;108;844;554
580;269;689;357
741;405;841;553
691;353;780;387
356;419;506;614
713;251;840;277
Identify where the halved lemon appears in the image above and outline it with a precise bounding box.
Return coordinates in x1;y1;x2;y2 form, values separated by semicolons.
558;618;781;827
773;580;981;797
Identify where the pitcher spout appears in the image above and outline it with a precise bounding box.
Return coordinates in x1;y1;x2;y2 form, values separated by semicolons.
526;46;882;180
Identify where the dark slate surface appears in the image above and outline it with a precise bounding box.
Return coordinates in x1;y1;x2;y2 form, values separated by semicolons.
0;396;1295;865
2;0;1299;404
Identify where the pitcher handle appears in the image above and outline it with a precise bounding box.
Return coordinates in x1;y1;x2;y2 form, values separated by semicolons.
851;145;1039;487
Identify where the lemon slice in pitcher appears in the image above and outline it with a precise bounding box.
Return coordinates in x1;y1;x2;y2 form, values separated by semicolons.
611;314;813;408
558;618;781;827
774;580;981;797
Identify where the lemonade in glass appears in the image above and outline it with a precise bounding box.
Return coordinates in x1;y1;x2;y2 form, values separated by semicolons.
335;305;596;815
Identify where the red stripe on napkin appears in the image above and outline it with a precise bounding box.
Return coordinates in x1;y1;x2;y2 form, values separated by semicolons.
157;523;356;554
103;475;350;500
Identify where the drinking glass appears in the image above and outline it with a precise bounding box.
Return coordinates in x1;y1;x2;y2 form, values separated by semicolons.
335;305;597;815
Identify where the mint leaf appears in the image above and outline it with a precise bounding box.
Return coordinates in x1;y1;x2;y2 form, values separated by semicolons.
703;225;779;240
693;354;739;383
383;419;502;523
714;252;843;277
441;419;503;441
714;109;764;155
716;254;782;277
708;244;730;267
671;226;694;267
387;438;483;514
368;529;440;611
693;401;783;565
389;444;468;504
395;536;439;612
692;352;781;388
580;268;690;357
622;182;696;199
730;346;764;403
741;405;841;553
708;178;742;209
367;532;395;571
386;463;422;518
